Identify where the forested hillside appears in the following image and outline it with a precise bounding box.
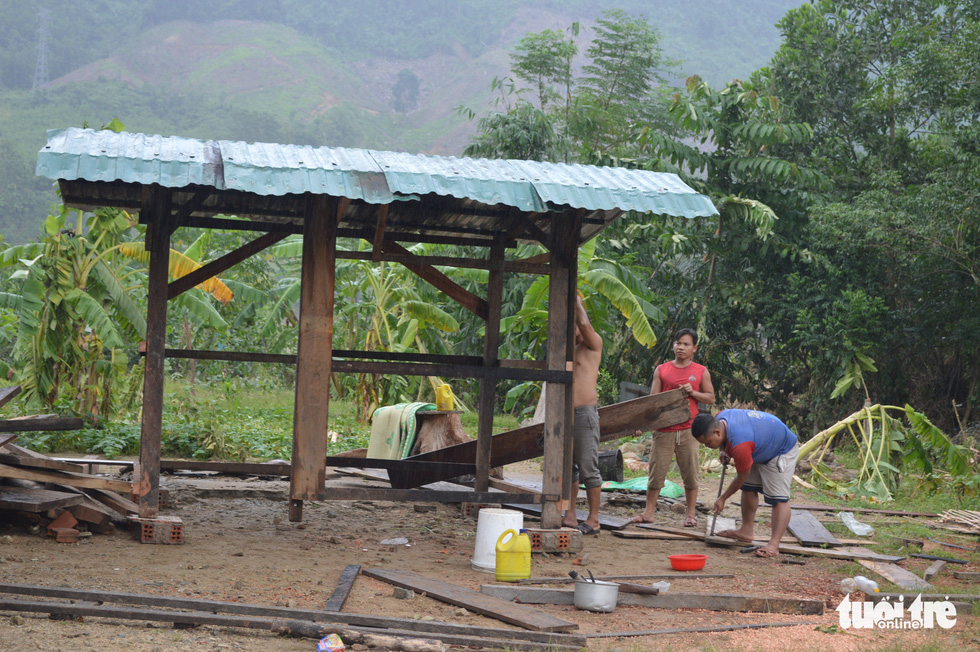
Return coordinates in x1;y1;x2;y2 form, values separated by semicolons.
0;0;801;242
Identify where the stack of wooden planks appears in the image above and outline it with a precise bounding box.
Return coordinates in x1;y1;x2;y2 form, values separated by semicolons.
0;436;136;539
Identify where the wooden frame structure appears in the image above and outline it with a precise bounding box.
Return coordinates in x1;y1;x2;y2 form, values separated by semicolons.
37;128;717;528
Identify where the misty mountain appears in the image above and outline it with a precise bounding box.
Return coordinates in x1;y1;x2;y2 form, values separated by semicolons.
0;0;803;243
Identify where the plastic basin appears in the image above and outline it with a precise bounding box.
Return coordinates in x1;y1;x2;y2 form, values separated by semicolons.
669;554;707;571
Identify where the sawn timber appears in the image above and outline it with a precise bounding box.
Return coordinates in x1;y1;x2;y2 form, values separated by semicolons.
388;389;689;489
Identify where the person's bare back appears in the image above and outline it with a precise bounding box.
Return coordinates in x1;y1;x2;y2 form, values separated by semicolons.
572;297;602;407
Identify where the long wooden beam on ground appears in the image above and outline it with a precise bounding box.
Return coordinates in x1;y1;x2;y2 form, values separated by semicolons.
787;509;842;546
324;564;360;612
844;546;934;591
478;585;825;615
0;582;585;649
363;568;577;632
515;573;735;583
390;389;689;489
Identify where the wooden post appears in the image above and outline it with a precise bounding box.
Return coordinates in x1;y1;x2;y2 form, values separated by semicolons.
138;185;174;519
475;235;505;492
561;221;579;505
289;195;337;521
541;213;575;528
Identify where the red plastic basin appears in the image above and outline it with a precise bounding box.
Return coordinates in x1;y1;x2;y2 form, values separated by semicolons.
669;554;707;571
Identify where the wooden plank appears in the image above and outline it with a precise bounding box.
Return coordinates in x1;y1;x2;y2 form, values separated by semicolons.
0;385;22;409
953;571;980;580
626;527;800;544
161;460;290;475
0;452;84;473
290;195;337;520
0;598;447;652
84;488;139;516
323;487;544;504
391;389;689;489
788;509;842;546
516;573;735;583
638;524;906;561
68;496;117;533
0;582;585;647
0;463;132;493
504;502;631;530
0;434;18;448
924;560;947;582
844;547;934;592
0;417;84;432
0;486;83;512
362;568;578;632
753;503;938;518
324;564;360;612
478;586;824;615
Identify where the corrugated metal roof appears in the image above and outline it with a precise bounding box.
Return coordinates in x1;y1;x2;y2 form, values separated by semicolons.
37;128;718;219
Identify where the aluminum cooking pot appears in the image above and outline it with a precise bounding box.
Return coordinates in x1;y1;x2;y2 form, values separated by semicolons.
573;579;619;612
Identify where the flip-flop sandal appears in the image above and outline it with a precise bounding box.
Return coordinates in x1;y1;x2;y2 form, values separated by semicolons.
684;517;697;527
628;515;655;525
754;548;778;558
576;523;600;536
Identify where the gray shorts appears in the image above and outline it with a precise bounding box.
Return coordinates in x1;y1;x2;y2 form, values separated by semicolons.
572;405;601;489
742;442;799;505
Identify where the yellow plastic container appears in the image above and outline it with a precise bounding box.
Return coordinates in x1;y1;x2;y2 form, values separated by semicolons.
435;384;454;411
495;528;531;582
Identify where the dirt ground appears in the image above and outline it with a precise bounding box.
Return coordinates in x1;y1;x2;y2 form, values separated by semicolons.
1;461;977;651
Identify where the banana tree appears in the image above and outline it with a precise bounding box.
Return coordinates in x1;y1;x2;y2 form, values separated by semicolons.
799;403;974;501
0;205;145;416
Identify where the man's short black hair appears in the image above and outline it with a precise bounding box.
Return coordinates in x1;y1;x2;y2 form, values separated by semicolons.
674;328;698;346
691;413;718;440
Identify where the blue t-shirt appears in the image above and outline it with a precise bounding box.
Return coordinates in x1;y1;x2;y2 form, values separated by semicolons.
718;409;797;473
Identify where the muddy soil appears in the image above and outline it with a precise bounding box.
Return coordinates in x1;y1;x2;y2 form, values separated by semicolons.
1;462;976;651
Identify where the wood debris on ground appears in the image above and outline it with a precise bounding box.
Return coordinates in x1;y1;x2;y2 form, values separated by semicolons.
0;437;134;541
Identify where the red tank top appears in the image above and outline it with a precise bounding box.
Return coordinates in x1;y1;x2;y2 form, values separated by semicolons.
656;361;706;431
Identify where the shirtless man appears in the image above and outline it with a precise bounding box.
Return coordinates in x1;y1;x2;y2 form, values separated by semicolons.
560;295;603;535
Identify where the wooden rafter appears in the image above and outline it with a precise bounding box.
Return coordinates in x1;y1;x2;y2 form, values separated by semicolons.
371;204;389;262
382;240;489;320
167;232;289;300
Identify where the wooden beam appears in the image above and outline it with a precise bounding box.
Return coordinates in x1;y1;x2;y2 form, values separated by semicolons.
0;582;586;648
516;574;735;583
363;568;578;632
0;452;84;472
0;417;84;432
167;231;289;300
478;586;824;615
0;463;132;493
476;235;505;492
390;390;688;488
160;460;291;475
0;598;444;652
336;250;549;275
179;215;302;234
172;188;212;227
541;211;575;528
138;184;174;518
290;195;337;521
0;486;83;512
371;204;389;262
324;565;361;612
0;385;22;409
322;487;545;504
383;240;488;319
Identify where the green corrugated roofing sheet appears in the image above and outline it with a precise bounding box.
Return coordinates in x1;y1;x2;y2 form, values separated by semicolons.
37;128;718;218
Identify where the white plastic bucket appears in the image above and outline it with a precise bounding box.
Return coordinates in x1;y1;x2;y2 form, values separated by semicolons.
471;508;523;573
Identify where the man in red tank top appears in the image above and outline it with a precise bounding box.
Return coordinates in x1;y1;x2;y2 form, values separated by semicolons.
629;328;715;527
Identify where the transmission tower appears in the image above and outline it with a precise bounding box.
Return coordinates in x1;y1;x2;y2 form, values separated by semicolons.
33;7;51;96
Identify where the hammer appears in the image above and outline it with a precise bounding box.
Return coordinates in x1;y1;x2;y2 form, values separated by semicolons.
708;459;728;537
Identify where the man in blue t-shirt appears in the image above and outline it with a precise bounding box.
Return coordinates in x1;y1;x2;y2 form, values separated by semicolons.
691;410;799;558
